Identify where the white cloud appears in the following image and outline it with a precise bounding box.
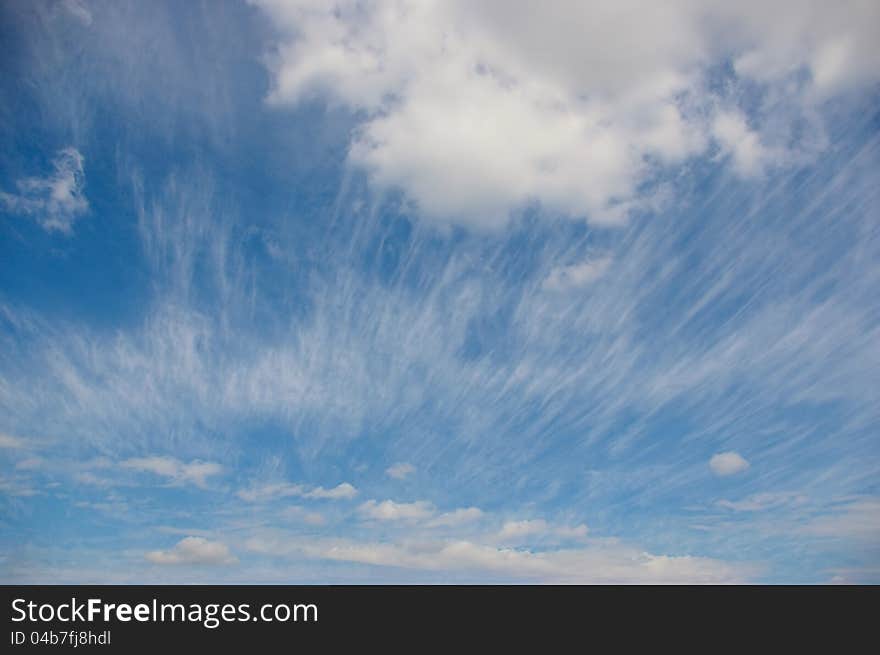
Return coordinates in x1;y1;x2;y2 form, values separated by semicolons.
358;499;435;521
497;519;589;542
716;491;807;512
155;526;214;538
426;507;484;528
712;110;778;177
237;482;304;502
385;462;416;479
145;536;237;566
302;482;358;500
802;499;880;543
255;0;880;229
709;451;750;477
0;433;27;449
246;534;755;583
498;519;548;540
0;148;88;234
543;257;611;292
555;524;590;539
281;506;326;526
237;481;357;502
120;456;222;489
60;0;93;26
0;476;39;497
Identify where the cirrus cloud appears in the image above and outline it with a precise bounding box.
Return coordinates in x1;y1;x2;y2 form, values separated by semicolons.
0;147;88;234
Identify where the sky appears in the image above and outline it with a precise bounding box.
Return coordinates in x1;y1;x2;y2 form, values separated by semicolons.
0;0;878;583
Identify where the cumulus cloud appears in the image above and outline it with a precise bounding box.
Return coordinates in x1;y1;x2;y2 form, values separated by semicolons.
385;462;416;479
145;536;237;565
120;456;222;488
709;451;750;477
0;147;88;234
358;499;435;521
255;0;880;229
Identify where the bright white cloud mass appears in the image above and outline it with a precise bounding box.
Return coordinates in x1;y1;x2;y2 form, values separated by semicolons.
257;0;880;228
0;1;878;583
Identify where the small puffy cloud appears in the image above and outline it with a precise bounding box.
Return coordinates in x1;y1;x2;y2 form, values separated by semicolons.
120;456;222;488
145;537;237;566
386;462;416;480
709;451;750;477
498;519;549;540
358;499;435;521
543;257;611;292
426;507;484;528
303;482;358;500
238;481;357;502
497;519;589;542
0;148;88;234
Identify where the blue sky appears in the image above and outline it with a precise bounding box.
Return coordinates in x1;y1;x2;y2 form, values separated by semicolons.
0;0;878;583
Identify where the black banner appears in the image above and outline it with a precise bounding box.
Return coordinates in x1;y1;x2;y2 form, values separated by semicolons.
1;585;874;651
